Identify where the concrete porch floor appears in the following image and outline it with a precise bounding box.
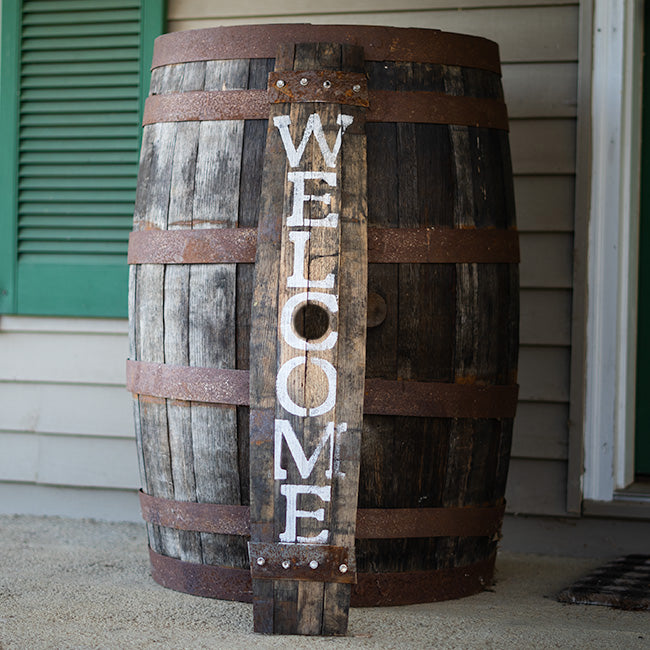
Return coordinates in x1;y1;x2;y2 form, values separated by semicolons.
0;514;647;649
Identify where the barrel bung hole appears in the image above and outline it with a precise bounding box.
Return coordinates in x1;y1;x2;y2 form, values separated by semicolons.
293;303;330;341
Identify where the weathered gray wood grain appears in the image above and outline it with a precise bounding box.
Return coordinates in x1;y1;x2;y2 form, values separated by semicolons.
188;58;249;567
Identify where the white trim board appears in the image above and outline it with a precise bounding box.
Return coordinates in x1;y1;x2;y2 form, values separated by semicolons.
583;0;643;500
0;315;128;334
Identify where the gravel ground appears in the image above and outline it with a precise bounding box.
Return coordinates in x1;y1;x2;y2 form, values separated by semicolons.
0;514;647;649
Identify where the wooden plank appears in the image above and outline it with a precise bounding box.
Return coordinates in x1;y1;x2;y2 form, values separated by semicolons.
437;65;480;570
511;402;569;461
168;5;579;64
510;119;576;175
503;62;577;119
518;346;571;403
0;383;133;437
520;233;574;289
322;43;367;634
505;458;568;516
520;288;572;346
188;58;249;568
249;42;367;636
132;65;181;556
515;176;574;232
236;58;274;508
164;61;205;564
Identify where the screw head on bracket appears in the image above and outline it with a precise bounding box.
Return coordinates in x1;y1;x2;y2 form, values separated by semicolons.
256;557;265;566
282;559;291;569
276;79;285;88
309;560;319;570
339;564;348;573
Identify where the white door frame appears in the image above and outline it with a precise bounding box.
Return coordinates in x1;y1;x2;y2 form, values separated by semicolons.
583;0;643;500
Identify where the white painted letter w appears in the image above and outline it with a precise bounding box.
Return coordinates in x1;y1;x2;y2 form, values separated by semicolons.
273;113;354;168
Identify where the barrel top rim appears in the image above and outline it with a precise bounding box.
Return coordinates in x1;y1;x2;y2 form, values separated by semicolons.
151;24;501;74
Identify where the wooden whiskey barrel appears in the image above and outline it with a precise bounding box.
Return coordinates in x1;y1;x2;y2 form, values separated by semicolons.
127;24;519;609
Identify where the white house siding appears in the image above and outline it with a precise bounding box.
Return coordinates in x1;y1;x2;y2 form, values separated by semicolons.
0;316;140;520
0;0;579;520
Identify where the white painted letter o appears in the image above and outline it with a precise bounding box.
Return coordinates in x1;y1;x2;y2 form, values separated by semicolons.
276;356;337;417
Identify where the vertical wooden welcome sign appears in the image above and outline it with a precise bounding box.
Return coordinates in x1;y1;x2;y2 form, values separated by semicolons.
248;42;368;635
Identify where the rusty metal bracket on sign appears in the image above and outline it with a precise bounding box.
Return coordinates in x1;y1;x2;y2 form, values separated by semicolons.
248;542;356;584
267;70;369;107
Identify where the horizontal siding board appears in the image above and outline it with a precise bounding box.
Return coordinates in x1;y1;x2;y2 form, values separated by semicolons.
515;176;574;232
520;232;573;289
0;383;133;438
0;433;39;482
510;119;576;175
0;483;141;521
512;402;569;460
36;434;139;488
0;331;128;384
505;458;567;516
0;316;129;334
520;289;572;346
167;5;579;64
518;346;571;403
168;0;577;18
0;433;138;489
503;62;577;119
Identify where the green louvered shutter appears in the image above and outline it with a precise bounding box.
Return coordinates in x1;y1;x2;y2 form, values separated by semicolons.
1;0;164;317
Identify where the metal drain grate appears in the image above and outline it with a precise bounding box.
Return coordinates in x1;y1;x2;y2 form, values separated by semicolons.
558;555;650;611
